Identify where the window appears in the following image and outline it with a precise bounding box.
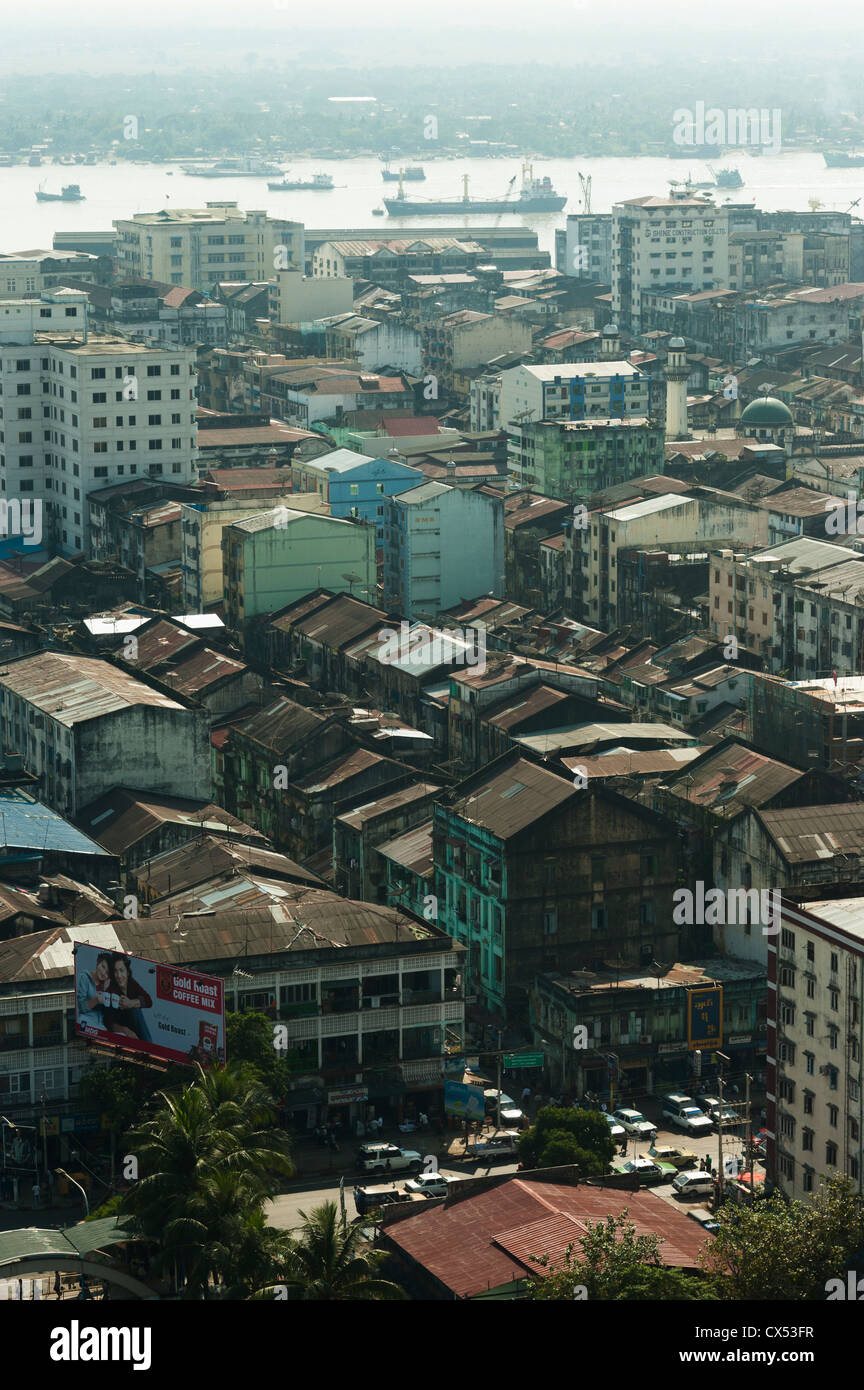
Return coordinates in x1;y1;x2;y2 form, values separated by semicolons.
542;910;558;936
147;390;161;401
828;1104;839;1128
803;1090;814;1114
146;365;161;377
148;439;162;450
92;391;106;403
90;367;106;380
802;1127;814;1151
591;905;607;932
831;951;839;973
826;1141;838;1166
591;856;605;883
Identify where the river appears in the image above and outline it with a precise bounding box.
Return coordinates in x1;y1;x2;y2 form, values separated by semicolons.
4;151;864;259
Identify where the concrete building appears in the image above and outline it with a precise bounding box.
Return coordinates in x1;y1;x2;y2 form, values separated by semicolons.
0;650;210;815
0;249;112;296
498;361;650;435
384;480;505;620
769;895;864;1202
322;313;424;378
0;905;464;1140
222;507;377;629
269;269;354;327
114;205;303;291
612;194;730;333
70;280;229;349
555;213;613;283
0;291;198;555
708;538;863;673
311;237;484;284
509;416;664;496
180;485;328;611
422;312;533;398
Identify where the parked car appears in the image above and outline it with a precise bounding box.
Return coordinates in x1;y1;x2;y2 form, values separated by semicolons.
672;1169;717;1200
356;1143;422;1174
661;1094;713;1135
612;1156;676;1185
612;1108;656;1140
483;1090;526;1126
604;1112;625;1140
702;1096;744;1128
404;1172;462;1197
648;1143;700;1172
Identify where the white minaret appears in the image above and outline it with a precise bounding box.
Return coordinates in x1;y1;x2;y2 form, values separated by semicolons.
601;321;620;360
665;336;689;440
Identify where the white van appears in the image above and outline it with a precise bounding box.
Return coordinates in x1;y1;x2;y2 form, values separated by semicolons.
672;1169;716;1200
661;1094;713;1135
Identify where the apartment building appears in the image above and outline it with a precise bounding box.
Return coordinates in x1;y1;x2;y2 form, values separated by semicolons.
0;649;211;815
555;213;613;283
222;507;377;630
0;249;112;296
612;194;730;332
114;205;303;291
0;291;198;555
708;538;863;673
383;480;505;620
769;896;864;1202
311;237;484;284
422;311;532;397
577;489;768;628
322;313;424;378
509;417;665;496
268;269;353;327
0;906;465;1143
498;361;650;436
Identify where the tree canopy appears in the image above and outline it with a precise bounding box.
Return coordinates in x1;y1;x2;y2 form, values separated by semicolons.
518;1106;615;1175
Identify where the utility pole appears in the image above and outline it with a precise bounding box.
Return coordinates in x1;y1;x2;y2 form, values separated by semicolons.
716;1052;730;1200
745;1072;754;1198
496;1030;503;1132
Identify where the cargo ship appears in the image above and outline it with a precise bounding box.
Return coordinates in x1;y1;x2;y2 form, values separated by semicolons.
268;172;334;190
381;164;425;181
823;152;864;168
383;163;566;215
35;183;85;202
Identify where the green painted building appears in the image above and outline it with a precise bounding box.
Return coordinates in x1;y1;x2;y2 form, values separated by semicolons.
509;416;665;499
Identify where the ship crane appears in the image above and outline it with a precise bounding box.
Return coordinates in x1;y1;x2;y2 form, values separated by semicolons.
578;171;592;213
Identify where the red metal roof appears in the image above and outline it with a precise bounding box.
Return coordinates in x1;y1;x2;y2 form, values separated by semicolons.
384;1177;710;1298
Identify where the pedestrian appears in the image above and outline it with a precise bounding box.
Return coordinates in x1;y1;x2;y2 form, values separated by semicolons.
760;1107;767;1124
377;1116;383;1133
619;1138;627;1156
521;1085;531;1107
31;1181;40;1210
385;1157;392;1175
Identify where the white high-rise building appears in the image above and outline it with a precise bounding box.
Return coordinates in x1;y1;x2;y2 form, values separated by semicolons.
0;290;198;555
612;194;730;333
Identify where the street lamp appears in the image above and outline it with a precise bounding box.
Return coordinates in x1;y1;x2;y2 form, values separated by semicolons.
55;1167;89;1218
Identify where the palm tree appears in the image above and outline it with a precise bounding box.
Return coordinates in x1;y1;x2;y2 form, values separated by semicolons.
120;1063;295;1296
276;1201;407;1301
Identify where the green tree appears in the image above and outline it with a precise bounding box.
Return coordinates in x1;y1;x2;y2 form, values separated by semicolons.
226;1010;292;1100
120;1063;294;1297
273;1201;407;1301
525;1210;716;1300
518;1106;614;1175
702;1177;864;1300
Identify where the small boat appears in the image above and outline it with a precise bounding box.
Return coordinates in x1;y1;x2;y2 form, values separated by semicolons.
713;166;744;189
35;183;85;202
268;171;334;190
372;207;385;216
823;151;864;167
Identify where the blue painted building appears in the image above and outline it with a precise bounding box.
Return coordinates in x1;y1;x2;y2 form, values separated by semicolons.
327;455;425;552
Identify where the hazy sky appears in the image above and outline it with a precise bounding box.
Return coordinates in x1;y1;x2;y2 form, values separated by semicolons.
5;0;864;46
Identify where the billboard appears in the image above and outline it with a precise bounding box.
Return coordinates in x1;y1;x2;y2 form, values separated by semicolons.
687;986;723;1051
74;944;226;1068
444;1079;485;1121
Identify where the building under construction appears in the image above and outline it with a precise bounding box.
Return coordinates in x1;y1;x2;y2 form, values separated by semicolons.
748;672;864;777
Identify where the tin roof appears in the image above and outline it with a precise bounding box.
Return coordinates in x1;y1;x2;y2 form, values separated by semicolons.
337;782;442;830
0;651;185;725
74;788;264;857
383;1177;709;1298
665;740;802;818
376;819;434;877
758;803;864;863
0;788;111;857
450;756;574;839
